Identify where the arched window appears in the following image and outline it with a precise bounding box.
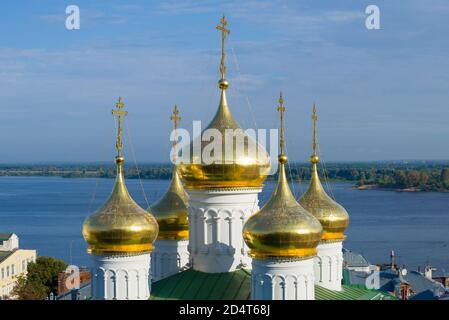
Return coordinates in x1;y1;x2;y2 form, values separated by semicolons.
205;210;218;245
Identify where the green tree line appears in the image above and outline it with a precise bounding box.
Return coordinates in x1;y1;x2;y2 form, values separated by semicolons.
1;162;449;192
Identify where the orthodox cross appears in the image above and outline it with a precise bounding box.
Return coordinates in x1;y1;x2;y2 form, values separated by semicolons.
312;103;318;157
111;97;128;157
216;15;230;79
170;105;181;163
277;92;285;154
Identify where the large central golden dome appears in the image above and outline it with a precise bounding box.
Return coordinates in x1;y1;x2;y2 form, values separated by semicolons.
178;16;271;189
243;95;322;259
178;82;271;189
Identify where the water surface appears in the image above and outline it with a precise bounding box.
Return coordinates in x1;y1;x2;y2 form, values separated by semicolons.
1;176;448;273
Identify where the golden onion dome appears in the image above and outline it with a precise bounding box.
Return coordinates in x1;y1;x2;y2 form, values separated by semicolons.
243;94;322;259
178;86;271;189
299;157;349;241
178;16;271;189
299;105;349;241
150;168;189;240
82;98;159;255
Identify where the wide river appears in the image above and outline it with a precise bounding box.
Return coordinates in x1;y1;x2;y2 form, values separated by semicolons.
1;176;448;273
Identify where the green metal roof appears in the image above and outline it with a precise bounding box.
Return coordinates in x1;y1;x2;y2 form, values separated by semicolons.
0;233;12;242
151;269;251;300
151;269;396;300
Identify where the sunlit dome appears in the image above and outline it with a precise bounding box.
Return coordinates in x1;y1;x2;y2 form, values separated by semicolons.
178;16;271;189
243;94;322;259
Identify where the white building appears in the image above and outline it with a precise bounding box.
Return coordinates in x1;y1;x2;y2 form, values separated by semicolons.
79;17;399;302
0;233;36;299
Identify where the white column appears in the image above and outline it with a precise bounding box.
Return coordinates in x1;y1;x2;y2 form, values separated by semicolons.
187;188;261;273
90;253;151;300
314;241;343;291
151;240;190;282
251;258;315;300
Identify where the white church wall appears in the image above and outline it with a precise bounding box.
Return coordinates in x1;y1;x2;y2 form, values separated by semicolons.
90;253;151;300
315;241;343;291
151;239;189;282
187;188;261;273
251;258;315;300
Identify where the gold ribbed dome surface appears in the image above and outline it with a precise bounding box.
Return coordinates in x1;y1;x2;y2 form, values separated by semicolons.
243;156;322;259
150;168;189;240
178;87;271;189
83;157;159;254
299;157;349;241
243;94;322;259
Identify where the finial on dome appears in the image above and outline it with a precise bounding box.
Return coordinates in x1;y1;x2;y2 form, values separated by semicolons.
311;103;319;164
112;97;128;162
277;92;287;164
170;105;181;163
216;15;230;89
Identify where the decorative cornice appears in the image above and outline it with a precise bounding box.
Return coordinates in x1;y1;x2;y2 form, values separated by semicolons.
253;254;317;263
319;236;346;244
92;251;152;259
187;186;263;193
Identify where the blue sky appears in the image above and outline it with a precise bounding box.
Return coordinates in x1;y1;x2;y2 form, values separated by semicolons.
1;0;449;163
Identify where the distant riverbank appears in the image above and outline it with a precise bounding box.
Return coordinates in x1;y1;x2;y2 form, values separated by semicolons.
2;161;449;192
354;184;444;192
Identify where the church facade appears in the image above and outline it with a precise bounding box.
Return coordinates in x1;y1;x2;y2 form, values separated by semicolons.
82;16;393;301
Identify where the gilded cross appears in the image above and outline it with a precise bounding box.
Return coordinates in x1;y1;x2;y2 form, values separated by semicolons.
216;15;230;79
170;105;181;162
170;105;181;131
111;97;128;157
312;103;318;156
277;92;285;154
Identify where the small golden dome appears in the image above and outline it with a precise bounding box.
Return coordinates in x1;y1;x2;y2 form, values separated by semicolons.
82;98;159;255
150;168;189;240
243;94;322;259
299;104;349;241
299;162;349;241
243;160;322;259
83;157;159;254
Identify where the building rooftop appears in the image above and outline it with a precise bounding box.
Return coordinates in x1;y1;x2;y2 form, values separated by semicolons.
0;233;13;242
0;249;16;264
151;269;396;300
344;267;447;300
343;248;370;268
403;270;446;300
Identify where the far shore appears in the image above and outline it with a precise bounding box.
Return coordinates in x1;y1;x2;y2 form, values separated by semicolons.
354;184;448;193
